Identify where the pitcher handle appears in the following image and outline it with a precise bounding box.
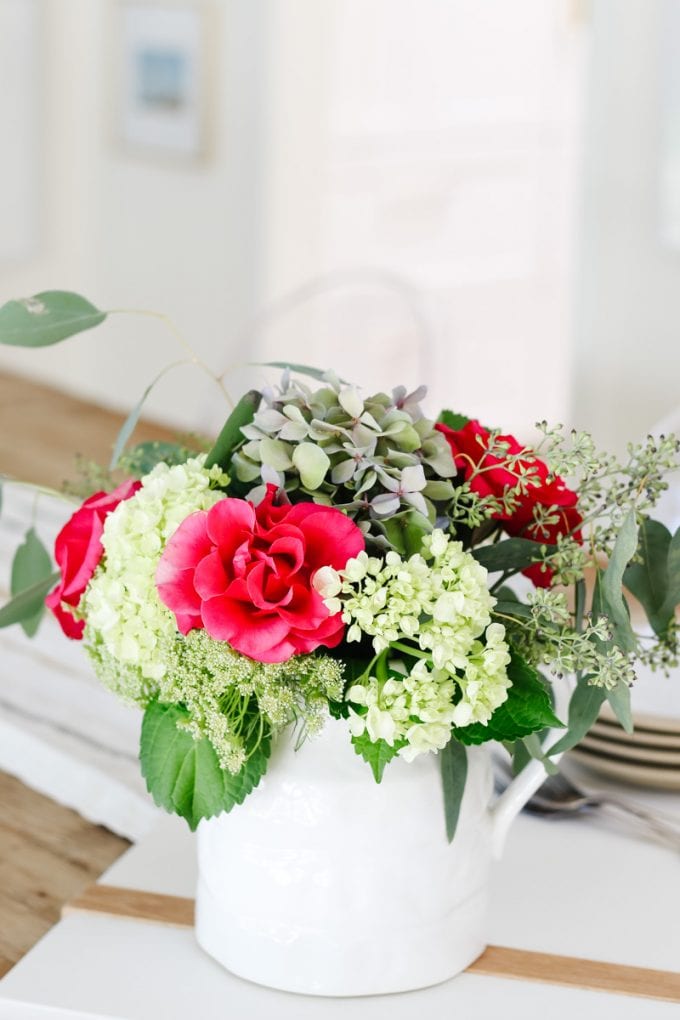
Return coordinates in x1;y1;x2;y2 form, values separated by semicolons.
489;673;572;858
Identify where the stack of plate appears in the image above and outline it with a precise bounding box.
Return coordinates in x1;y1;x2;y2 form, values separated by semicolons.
571;704;680;791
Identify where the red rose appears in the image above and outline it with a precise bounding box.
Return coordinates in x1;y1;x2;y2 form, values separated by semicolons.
45;480;141;638
156;485;365;663
436;419;582;587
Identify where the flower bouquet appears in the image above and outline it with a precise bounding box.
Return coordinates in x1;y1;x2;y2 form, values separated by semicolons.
1;291;679;995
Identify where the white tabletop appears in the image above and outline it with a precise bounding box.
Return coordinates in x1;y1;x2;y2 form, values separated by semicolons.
1;765;679;1020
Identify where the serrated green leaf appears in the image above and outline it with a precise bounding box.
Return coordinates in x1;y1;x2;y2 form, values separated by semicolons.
437;409;471;431
472;537;556;574
351;731;404;783
454;649;562;746
548;678;606;755
11;528;52;637
439;739;467;843
204;389;261;472
140;700;270;830
0;291;106;347
120;441;198;477
0;571;60;630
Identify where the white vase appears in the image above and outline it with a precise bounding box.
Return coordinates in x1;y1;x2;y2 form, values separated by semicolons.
195;718;554;997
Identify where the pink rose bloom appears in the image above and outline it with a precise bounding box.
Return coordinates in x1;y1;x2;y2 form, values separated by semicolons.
46;479;141;639
156;485;365;663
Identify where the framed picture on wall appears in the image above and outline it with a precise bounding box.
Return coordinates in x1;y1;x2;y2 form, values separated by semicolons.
115;1;213;161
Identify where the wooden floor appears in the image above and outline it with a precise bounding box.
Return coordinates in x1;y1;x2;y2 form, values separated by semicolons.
0;371;177;490
0;370;178;975
0;773;129;978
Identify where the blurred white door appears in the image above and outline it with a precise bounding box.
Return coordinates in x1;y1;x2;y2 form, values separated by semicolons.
257;0;587;433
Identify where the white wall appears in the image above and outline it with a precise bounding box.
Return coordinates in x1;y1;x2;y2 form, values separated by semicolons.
0;0;586;442
573;0;680;450
0;0;267;436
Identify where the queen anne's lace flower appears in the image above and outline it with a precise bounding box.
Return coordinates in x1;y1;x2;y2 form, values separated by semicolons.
83;457;227;690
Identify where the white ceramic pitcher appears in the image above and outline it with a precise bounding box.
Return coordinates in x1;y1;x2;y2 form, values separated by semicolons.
195;717;562;997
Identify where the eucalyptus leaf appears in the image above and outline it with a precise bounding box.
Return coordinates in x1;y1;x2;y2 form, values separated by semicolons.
440;739;467;843
606;681;633;734
11;528;52;637
0;571;60;630
140;699;271;830
594;509;638;654
205;389;261;471
254;361;349;384
548;679;606;756
0;291;105;347
110;363;184;470
472;538;555;574
659;526;680;625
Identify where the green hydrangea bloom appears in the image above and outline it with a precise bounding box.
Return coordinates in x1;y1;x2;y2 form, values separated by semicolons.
83;456;227;693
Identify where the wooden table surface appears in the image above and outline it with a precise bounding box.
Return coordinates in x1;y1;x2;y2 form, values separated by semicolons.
0;370;178;975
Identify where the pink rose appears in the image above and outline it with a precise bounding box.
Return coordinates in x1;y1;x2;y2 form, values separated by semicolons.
156;485;365;663
46;480;141;639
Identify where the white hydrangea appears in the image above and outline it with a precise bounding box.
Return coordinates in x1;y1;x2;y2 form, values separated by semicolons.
316;529;512;752
83;457;227;683
348;660;459;762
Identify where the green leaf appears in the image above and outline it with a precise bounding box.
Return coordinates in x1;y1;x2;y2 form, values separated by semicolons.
437;409;470;431
594;509;638;654
623;518;671;632
472;537;555;574
254;361;349;384
658;526;680;629
351;731;404;783
204;389;262;472
606;681;633;734
11;528;52;637
0;291;106;347
625;519;680;636
380;509;431;556
548;678;606;755
440;739;467;843
454;649;563;746
0;571;60;630
139;700;271;830
109;364;183;470
120;441;198;477
492;599;533;621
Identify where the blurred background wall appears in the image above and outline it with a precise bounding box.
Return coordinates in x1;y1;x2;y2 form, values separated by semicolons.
0;0;677;450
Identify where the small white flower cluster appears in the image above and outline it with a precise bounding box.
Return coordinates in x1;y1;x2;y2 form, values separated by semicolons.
83;457;227;686
347;661;458;762
315;529;511;756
